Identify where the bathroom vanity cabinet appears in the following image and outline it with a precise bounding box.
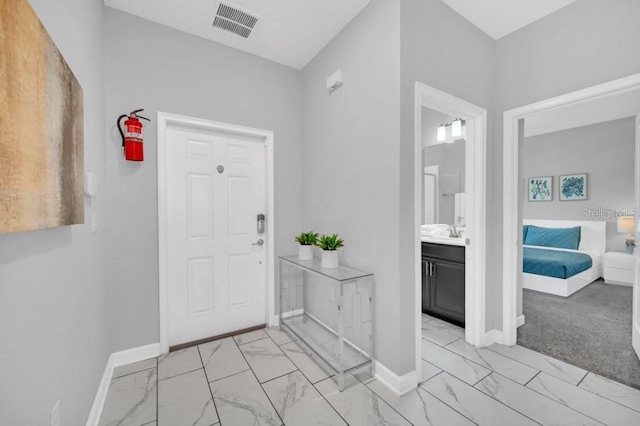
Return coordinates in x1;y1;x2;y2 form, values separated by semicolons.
421;242;465;327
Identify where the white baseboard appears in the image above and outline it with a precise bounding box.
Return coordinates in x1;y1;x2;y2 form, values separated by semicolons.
516;315;525;328
374;361;418;396
270;314;279;327
86;355;114;426
484;329;504;346
111;343;161;368
86;343;161;426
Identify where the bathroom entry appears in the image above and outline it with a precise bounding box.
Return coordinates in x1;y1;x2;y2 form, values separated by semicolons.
420;107;468;328
414;83;488;382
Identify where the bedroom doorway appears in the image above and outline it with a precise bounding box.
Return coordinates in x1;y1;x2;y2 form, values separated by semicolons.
414;83;487;384
502;73;640;384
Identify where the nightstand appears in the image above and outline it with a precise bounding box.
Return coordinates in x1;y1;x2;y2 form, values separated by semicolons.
603;251;635;286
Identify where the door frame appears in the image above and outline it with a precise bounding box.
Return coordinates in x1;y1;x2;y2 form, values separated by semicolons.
502;72;640;345
157;111;275;354
414;82;488;380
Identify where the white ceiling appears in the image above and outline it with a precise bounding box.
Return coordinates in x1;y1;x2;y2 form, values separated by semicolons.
104;0;372;69
441;0;579;39
105;0;580;70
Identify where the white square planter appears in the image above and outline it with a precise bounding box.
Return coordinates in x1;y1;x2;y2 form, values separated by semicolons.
321;250;339;268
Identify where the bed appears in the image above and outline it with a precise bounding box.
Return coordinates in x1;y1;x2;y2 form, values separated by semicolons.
522;219;606;297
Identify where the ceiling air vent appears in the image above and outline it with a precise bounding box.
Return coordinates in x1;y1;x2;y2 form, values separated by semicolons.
212;2;259;39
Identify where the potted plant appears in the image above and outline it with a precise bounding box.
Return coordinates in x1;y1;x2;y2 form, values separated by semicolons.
315;234;344;268
295;231;318;260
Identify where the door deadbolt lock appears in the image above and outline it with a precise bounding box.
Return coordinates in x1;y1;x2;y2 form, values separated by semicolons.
257;214;265;234
252;239;264;246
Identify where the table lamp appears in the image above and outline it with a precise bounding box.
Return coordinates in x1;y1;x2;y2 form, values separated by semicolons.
617;216;636;254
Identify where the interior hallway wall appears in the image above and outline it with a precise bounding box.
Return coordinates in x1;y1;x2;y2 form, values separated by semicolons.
494;0;640;321
301;0;403;373
104;8;303;352
399;0;494;354
0;0;108;424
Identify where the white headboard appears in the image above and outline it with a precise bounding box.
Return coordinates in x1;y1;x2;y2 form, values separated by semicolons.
523;219;607;254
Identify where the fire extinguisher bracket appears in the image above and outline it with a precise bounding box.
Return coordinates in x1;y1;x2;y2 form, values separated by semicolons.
118;108;151;162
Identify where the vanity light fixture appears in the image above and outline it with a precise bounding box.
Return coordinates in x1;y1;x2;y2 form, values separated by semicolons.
451;118;464;137
437;124;446;142
436;118;465;142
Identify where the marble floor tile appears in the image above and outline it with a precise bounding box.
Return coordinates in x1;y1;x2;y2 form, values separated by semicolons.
265;327;294;346
280;340;333;384
421;372;539;426
352;364;376;385
421;322;461;346
445;339;538;385
527;372;640;425
367;378;474;426
233;329;268;345
422;339;491;385
488;343;588;385
425;317;466;338
475;373;603;425
262;370;346;426
420;360;442;383
209;370;281;426
238;337;297;383
316;375;410;426
421;313;437;322
157;346;203;381
113;358;157;379
158;369;218;426
198;337;250;382
99;368;157;426
579;372;640;412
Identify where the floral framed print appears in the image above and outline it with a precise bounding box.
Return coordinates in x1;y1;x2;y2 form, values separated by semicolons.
528;176;552;201
559;173;587;201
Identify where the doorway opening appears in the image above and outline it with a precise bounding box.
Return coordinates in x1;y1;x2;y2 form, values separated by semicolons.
414;83;488;383
157;112;276;354
502;73;640;387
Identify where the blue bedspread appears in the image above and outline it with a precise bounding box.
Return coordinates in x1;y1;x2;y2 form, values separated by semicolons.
523;247;593;279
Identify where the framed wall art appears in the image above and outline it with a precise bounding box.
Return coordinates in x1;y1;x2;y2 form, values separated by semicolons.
528;176;552;201
0;0;84;235
559;173;587;201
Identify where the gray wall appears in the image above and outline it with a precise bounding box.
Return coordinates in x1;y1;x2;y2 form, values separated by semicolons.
104;8;303;351
495;0;640;322
0;0;107;424
301;0;403;373
399;0;495;357
523;118;636;252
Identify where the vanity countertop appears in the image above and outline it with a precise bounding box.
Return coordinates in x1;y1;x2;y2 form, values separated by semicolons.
420;235;465;246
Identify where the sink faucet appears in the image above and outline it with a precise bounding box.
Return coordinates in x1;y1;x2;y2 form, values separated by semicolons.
449;225;459;238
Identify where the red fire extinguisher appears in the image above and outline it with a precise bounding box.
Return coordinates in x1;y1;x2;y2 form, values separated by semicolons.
117;109;150;161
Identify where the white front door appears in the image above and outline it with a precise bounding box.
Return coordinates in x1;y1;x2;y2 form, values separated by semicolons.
165;126;266;347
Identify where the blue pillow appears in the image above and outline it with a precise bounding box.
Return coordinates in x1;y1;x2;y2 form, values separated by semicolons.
523;225;530;242
524;225;581;250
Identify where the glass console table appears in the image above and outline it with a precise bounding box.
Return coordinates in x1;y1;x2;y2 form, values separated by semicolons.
278;255;374;391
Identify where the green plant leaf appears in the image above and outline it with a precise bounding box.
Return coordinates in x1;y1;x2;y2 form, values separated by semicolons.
315;233;344;250
295;231;318;245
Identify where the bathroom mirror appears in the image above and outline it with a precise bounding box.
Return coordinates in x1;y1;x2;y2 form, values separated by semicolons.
422;108;466;226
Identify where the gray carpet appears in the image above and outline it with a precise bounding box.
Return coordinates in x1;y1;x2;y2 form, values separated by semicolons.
518;279;640;390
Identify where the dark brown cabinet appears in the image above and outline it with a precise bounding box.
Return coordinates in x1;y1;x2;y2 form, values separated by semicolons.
421;242;465;327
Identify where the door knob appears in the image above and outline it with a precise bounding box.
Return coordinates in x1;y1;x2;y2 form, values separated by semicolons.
252;239;264;246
